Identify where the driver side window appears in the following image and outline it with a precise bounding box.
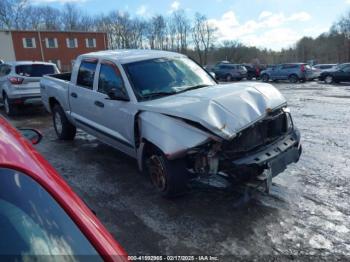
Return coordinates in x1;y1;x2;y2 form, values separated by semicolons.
98;62;125;95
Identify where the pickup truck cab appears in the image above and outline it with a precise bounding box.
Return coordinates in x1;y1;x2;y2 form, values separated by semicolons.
41;50;302;197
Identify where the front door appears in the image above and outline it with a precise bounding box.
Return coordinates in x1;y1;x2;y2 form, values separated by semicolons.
90;61;136;157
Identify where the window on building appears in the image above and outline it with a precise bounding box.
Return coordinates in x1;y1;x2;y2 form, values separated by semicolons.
22;38;36;48
45;38;58;48
86;38;96;48
66;38;78;48
77;60;98;89
49;60;61;70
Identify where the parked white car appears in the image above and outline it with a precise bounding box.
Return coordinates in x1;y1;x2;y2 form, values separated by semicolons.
40;50;302;197
0;61;59;115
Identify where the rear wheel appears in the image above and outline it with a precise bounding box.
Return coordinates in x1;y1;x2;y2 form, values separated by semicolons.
324;75;334;84
52;104;76;140
289;74;299;83
247;74;253;80
145;147;188;198
3;94;16;116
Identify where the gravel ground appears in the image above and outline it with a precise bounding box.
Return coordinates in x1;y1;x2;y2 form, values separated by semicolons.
2;80;350;261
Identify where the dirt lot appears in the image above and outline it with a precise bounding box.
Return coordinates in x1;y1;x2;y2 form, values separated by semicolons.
2;81;350;259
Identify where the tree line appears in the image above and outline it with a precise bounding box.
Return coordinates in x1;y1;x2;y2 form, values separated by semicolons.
1;0;350;65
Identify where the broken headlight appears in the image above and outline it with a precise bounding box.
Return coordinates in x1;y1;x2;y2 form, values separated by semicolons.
283;107;294;132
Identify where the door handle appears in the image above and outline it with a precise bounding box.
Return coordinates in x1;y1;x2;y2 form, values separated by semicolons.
71;92;78;98
94;101;104;108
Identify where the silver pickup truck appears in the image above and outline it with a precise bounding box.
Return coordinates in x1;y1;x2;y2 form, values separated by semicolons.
40;50;302;197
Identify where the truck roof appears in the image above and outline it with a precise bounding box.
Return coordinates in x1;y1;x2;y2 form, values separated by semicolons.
80;49;187;64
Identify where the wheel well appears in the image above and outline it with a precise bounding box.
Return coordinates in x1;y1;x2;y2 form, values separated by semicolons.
49;97;59;110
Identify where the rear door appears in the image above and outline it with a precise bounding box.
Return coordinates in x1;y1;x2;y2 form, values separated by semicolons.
90;60;136;157
69;59;100;132
279;64;295;79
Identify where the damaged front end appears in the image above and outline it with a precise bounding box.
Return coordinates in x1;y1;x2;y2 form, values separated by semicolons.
185;107;302;190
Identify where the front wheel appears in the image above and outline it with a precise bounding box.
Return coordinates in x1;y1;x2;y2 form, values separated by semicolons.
225;74;233;82
52;104;76;140
324;75;334;84
145;148;188;198
3;94;16;116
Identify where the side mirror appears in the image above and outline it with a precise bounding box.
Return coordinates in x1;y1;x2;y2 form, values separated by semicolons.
19;129;42;145
107;88;130;101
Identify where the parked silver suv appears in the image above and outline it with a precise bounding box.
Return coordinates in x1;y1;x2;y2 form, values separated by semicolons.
212;63;248;81
0;61;59;115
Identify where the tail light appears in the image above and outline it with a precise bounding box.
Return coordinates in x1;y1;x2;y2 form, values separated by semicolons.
8;77;24;85
301;65;306;73
256;68;260;75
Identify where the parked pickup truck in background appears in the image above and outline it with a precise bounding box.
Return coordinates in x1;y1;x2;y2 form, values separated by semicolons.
0;61;59;115
41;50;302;197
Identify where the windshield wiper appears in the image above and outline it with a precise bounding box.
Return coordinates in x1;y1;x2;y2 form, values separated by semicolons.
141;91;177;100
141;84;212;100
177;84;212;94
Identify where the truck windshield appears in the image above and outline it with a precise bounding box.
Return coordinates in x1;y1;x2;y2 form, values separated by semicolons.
123;57;216;101
16;64;55;77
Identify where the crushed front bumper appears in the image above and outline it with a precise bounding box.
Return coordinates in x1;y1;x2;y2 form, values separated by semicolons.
224;128;302;178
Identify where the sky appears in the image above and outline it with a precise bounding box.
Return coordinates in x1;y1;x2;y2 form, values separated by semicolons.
32;0;350;51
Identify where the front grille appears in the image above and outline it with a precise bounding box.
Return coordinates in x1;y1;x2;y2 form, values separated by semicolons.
222;110;288;159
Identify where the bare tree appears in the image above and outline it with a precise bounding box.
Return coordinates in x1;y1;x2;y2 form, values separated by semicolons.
147;15;167;50
0;0;28;29
172;10;190;53
40;6;61;30
192;13;216;65
61;3;81;31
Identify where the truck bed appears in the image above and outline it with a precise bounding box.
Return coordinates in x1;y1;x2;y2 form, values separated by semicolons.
40;73;72;114
47;72;71;82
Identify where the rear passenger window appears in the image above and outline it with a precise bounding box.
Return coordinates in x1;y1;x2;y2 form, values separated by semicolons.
77;60;97;89
98;63;124;94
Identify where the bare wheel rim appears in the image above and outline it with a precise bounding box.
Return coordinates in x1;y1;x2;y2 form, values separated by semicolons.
54;111;63;135
4;97;9;114
325;76;332;84
148;155;167;192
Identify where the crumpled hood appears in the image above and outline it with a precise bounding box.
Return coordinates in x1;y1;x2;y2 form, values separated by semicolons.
138;82;287;139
